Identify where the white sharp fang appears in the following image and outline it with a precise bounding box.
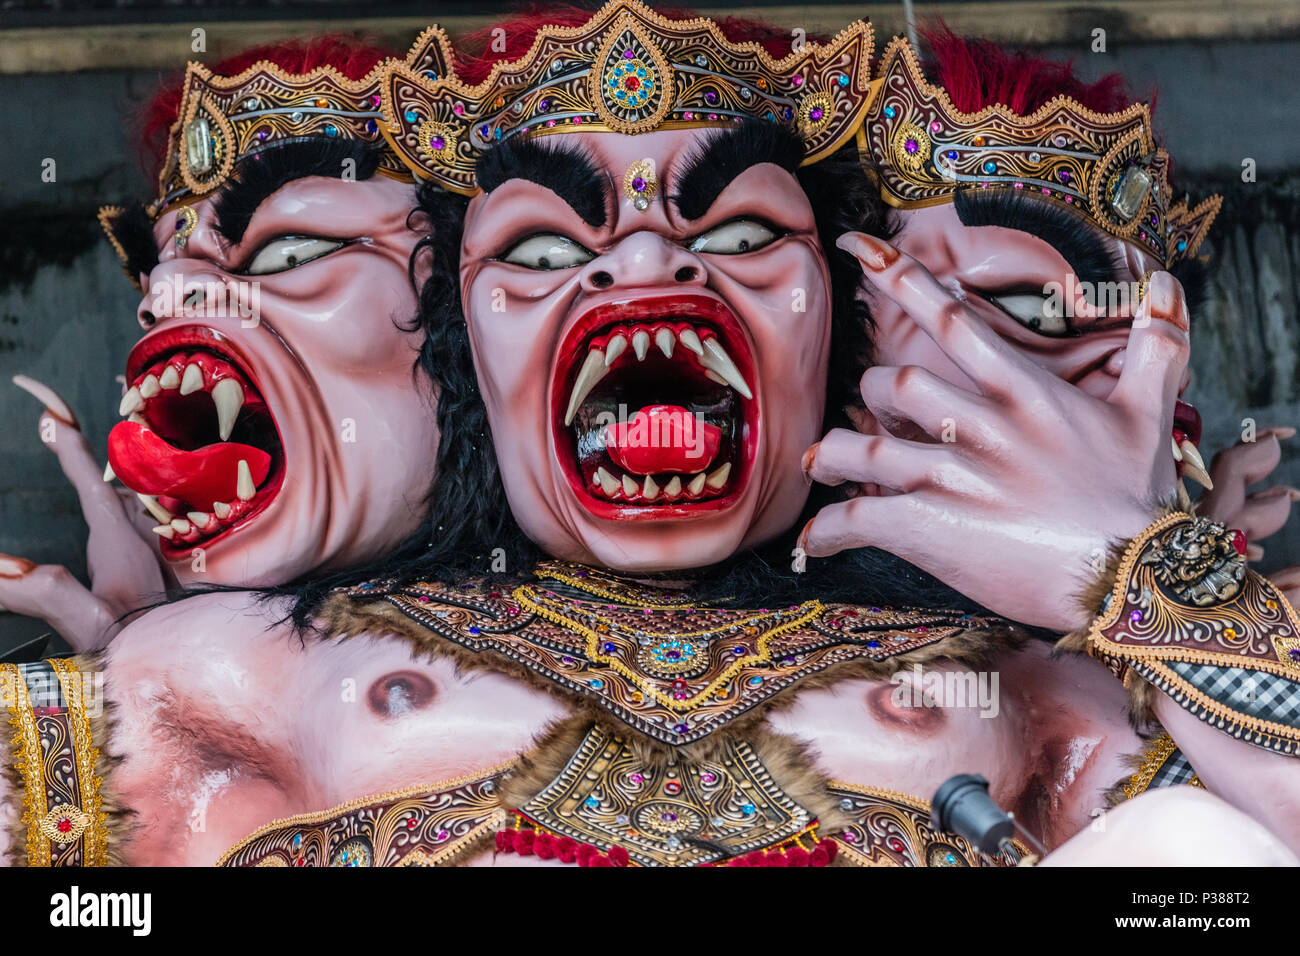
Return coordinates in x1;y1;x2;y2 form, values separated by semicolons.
103;462;115;482
687;472;706;496
1179;439;1206;473
704;370;729;386
118;387;143;416
158;365;181;389
699;337;753;399
632;330;650;361
604;334;628;366
621;473;639;497
212;501;232;519
705;462;731;489
151;525;175;540
128;413;147;426
187;511;210;530
655;328;675;359
1171;437;1183;462
212;379;244;442
170;518;192;534
237;459;256;501
678;328;704;356
664;476;682;498
642;474;660;500
138;494;172;523
1182;461;1214;492
596;467;620;496
139;374;161;399
179;363;204;395
1176;479;1192;511
564;349;609;426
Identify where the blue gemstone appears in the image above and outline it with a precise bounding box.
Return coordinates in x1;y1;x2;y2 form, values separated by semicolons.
837;75;849;87
494;128;502;140
468;626;480;635
866;640;881;649
884;105;897;118
741;803;755;815
424;71;438;80
585;796;598;807
673;723;689;733
783;108;794;120
946;150;957;160
645;79;653;89
404;110;417;122
1177;240;1188;251
324;125;338;137
480;124;490;136
590;679;603;689
765;111;775;121
602;642;616;653
748;676;763;686
365;120;378;133
983;161;997;174
609;78;618;87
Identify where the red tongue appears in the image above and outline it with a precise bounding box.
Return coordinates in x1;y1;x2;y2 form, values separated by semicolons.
603;404;721;475
107;421;270;508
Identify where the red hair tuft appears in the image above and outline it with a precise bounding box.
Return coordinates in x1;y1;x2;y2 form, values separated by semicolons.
920;25;1144;117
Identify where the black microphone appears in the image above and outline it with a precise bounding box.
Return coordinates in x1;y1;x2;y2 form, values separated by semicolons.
930;773;1047;863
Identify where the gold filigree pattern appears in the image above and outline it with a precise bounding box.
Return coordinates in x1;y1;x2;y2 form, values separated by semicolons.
828;782;1024;867
217;764;511;867
1088;512;1300;754
1;660;108;866
862;37;1219;267
1122;733;1204;799
380;0;878;195
515;724;817;866
354;560;990;746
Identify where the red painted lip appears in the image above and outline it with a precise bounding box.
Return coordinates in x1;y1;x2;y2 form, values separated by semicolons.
549;292;759;521
120;325;286;558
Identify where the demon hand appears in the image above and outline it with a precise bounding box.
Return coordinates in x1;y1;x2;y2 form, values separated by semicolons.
0;377;165;651
800;232;1187;633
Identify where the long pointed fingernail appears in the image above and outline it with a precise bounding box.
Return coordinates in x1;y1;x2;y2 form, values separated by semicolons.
1263;426;1297;440
836;233;898;271
801;443;819;484
1143;272;1188;332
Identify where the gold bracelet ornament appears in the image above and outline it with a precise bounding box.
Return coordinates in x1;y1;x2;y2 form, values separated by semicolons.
1084;512;1300;755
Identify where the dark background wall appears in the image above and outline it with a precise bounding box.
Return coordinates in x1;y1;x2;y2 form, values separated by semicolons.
2;0;1298;651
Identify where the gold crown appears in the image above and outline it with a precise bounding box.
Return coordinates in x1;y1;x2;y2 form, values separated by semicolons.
861;37;1220;267
380;0;878;194
99;42;453;287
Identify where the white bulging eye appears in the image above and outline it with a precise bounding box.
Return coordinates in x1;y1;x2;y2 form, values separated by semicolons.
502;234;595;270
687;219;778;255
991;293;1069;336
243;236;345;275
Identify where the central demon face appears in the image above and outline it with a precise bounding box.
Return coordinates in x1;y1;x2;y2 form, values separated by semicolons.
459;126;832;571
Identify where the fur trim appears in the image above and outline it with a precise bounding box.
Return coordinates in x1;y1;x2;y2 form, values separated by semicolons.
83;651;136;867
497;715;853;848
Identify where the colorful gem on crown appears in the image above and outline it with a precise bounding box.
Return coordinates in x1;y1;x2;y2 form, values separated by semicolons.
379;0;878;195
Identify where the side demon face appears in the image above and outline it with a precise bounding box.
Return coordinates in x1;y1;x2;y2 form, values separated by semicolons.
459;127;832;571
108;168;438;587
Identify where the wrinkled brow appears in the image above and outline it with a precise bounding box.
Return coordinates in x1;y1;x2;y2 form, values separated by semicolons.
476;136;608;227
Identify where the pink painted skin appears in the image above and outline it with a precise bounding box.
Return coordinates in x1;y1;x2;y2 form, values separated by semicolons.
803;229;1183;634
0;176;438;651
868;205;1300;573
459;129;830;572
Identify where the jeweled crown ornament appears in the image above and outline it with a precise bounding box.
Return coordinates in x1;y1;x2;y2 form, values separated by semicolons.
380;0;878;194
862;37;1221;267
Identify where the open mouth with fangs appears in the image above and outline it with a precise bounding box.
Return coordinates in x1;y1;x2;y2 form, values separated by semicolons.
551;293;759;520
107;327;286;556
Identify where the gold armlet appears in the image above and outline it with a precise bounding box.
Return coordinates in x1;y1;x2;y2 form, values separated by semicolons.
2;659;109;866
1081;512;1300;755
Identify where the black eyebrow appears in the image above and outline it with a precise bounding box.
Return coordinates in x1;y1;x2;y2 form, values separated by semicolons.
212;138;383;245
672;120;804;221
477;137;608;227
107;201;159;283
953;187;1124;288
